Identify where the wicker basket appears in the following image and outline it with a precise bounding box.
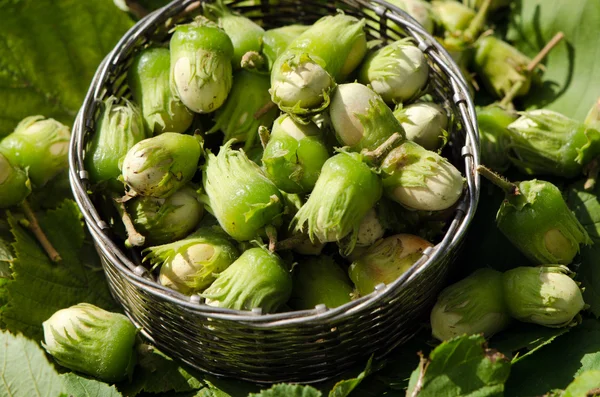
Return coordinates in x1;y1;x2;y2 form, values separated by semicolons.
69;0;480;383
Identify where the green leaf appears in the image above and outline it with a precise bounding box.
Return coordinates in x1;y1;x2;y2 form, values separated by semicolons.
249;384;323;397
0;0;133;135
60;373;122;397
507;0;600;120
328;356;374;397
562;370;600;397
0;330;65;397
489;322;571;363
1;200;117;341
406;334;511;397
566;179;600;317
118;345;203;396
505;319;600;396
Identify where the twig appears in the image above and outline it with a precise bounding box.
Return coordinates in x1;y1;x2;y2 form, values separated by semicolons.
498;81;524;108
499;32;565;107
408;352;430;397
20;200;62;262
274;233;308;251
526;32;565;73
477;165;520;195
113;198;145;247
362;132;404;164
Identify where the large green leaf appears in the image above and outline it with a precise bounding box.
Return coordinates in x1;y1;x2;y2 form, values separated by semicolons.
0;330;65;397
505;319;600;396
249;384;322;397
490;322;571;363
406;334;511;397
0;0;133;135
561;370;600;397
507;0;600;120
566;179;600;317
60;373;122;397
1;200;117;341
118;345;203;396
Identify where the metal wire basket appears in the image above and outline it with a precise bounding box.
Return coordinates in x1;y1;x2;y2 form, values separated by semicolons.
69;0;480;384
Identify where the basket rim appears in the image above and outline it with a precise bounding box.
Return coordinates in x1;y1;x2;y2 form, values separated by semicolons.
68;0;481;326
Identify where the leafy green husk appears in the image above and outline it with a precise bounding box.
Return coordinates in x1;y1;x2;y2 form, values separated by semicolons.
505;109;600;178
502;266;585;328
128;185;204;246
330;83;406;152
0;153;31;209
349;234;432;296
262;25;309;70
203;0;265;70
270;14;367;115
380;140;465;211
85;96;146;190
202;140;283;241
207;69;277;148
472;36;534;99
430;268;511;341
121;132;202;198
42;303;137;383
128;47;193;134
169;16;234;113
202;246;292;312
144;226;239;294
497;179;591;265
0;116;70;188
431;0;476;35
262;114;330;194
477;105;518;172
358;39;429;104
292;151;382;255
288;256;353;310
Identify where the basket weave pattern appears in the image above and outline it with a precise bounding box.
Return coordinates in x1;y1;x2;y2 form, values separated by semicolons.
69;0;480;383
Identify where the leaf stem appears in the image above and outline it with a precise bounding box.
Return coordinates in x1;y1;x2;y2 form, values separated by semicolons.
499;32;564;108
499;81;523;108
362;132;404;164
20;200;62;262
113;197;145;247
274;233;307;251
476;165;520;195
526;32;565;73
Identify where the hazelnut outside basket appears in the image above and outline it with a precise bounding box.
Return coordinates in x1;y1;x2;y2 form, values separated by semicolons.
69;0;481;384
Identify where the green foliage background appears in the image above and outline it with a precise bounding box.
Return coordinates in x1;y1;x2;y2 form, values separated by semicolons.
1;0;600;396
